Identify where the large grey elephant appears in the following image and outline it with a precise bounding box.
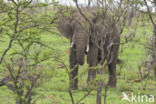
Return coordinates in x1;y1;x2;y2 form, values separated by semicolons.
57;8;120;89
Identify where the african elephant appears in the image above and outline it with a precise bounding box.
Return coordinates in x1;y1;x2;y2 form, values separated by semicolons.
56;8;120;89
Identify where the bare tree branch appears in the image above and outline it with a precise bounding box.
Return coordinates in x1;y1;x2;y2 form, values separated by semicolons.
104;84;108;104
73;0;93;31
69;90;75;104
143;0;155;25
20;0;33;11
0;38;14;64
10;0;17;5
25;74;40;99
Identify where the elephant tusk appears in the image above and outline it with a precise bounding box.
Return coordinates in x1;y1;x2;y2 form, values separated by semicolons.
70;42;74;48
86;44;89;52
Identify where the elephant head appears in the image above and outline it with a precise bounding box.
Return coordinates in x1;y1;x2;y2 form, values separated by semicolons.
70;25;90;65
57;12;90;65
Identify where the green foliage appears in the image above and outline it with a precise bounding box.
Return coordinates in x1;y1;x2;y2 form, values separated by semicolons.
0;1;61;104
0;21;156;104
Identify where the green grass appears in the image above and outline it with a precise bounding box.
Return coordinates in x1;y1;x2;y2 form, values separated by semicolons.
0;23;156;104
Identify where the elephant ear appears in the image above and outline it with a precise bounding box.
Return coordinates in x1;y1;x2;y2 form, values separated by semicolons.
57;16;73;39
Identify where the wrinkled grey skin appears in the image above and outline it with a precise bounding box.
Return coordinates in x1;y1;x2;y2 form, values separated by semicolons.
57;10;120;89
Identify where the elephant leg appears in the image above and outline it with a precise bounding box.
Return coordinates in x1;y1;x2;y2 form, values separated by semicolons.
69;47;79;90
108;61;117;87
108;45;119;87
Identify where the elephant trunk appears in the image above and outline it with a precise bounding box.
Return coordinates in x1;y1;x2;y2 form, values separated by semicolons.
71;32;89;65
76;42;85;65
76;34;89;65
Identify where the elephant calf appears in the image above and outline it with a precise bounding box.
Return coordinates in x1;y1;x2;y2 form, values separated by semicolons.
56;8;120;89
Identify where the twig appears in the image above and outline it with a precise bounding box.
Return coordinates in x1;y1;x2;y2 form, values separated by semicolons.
0;38;14;64
0;4;20;64
104;84;108;104
143;0;155;25
73;0;93;31
10;0;17;5
56;59;92;104
75;90;91;104
97;84;102;104
0;76;16;92
69;89;75;104
20;0;33;11
55;59;75;104
25;74;40;99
